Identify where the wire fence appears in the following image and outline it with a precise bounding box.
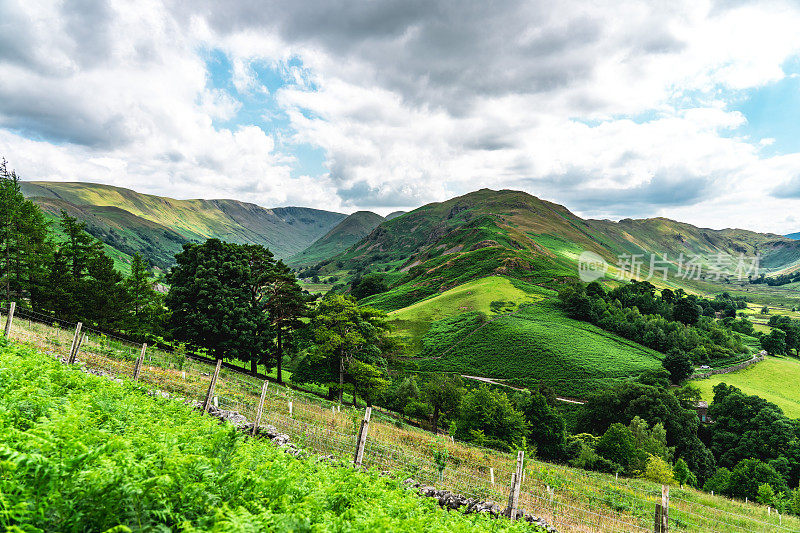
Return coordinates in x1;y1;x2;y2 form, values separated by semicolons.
2;303;799;533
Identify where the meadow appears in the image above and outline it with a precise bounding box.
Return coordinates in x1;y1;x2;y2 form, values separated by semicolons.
694;356;800;418
387;276;549;350
416;300;665;397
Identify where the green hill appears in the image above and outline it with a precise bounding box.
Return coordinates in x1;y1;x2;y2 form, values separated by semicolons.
319;189;800;312
311;188;800;398
288;210;384;266
21;181;346;266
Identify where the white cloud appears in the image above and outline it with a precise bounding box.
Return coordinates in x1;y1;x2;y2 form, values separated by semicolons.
2;0;800;230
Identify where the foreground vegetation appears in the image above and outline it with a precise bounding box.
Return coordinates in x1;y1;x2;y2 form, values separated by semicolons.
0;340;538;532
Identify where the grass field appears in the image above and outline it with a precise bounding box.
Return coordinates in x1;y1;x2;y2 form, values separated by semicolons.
416;299;664;397
694;356;800;418
387;276;550;349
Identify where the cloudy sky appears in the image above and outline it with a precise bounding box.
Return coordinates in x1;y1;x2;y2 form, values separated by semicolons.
3;0;800;233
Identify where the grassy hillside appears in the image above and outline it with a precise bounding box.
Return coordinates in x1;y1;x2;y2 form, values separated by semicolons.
35;196;186;270
387;276;547;349
415;299;664;397
0;341;535;532
321;189;800;312
694;356;800;418
288;210;384;266
21;181;346;263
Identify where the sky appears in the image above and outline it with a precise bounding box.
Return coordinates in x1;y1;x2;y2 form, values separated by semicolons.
2;1;800;234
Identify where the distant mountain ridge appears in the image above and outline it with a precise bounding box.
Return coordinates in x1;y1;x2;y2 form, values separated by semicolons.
21;181;346;269
288;210;384;266
311;188;800;311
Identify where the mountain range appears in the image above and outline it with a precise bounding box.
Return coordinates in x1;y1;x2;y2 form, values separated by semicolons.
21;181;349;269
19;180;800;397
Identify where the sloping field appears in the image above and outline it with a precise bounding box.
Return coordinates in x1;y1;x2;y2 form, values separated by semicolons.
695;356;800;418
0;341;535;532
417;300;664;397
4;307;797;532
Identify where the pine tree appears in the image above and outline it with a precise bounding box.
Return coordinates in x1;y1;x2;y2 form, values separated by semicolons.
263;260;307;382
124;253;161;335
294;294;390;403
0;158;52;306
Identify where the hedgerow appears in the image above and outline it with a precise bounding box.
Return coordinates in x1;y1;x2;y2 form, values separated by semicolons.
0;340;539;532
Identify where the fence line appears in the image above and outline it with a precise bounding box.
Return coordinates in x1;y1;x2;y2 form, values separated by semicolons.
2;302;798;533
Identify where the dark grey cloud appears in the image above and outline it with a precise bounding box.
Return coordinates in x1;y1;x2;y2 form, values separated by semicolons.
519;166;717;218
172;0;683;113
0;91;132;148
338;179;427;208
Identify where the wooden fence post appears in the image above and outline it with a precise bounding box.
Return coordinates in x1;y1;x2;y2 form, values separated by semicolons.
69;331;85;365
660;485;669;533
353;406;372;467
490;467;495;484
202;359;222;413
654;504;664;533
3;302;15;337
133;343;147;380
506;450;524;520
251;380;269;436
67;322;82;363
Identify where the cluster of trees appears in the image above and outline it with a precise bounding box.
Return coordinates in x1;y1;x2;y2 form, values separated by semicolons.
560;281;746;364
750;271;800;287
759;314;800;355
378;374;568;458
0;161;162;334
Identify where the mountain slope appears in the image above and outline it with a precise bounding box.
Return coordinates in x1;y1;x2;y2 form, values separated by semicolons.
21;181;347;264
288;210;384;266
317;188;800;311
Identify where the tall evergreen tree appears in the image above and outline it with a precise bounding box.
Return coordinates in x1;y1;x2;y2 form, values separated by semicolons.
263;260;307;383
123;253;162;335
294;294;390;403
0;158;52;306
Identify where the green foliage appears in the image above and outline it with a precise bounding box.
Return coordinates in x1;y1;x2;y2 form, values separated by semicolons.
596;423;636;472
422;374;465;433
0;159;52;306
725;459;788;501
123;253;163;335
674;458;695;488
707;383;800;488
351;274;389;300
757;483;775;505
559;281;746;363
761;328;788;355
454;386;526;451
428;438;449;481
577;382;715;482
516;391;567;461
640;455;675;485
703;467;731;494
0;341;535;532
662;349;693;384
294;294;391;403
